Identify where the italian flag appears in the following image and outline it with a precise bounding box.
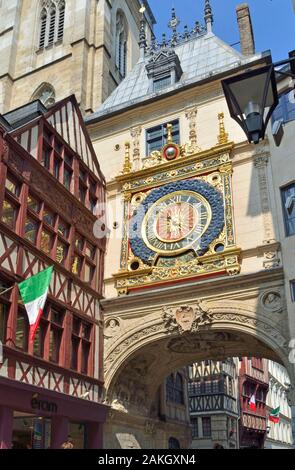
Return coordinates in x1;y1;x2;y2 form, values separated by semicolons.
249;394;256;412
269;406;280;424
18;267;53;343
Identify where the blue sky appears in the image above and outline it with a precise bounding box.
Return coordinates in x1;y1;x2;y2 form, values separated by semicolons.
148;0;295;61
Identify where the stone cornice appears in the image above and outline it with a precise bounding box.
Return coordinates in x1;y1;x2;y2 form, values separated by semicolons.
101;267;284;313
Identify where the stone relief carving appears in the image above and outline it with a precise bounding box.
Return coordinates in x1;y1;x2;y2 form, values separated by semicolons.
167;331;241;354
263;249;281;269
130;126;142;170
104;318;121;340
111;378;149;415
162;301;213;335
145;421;156;435
261;291;282;313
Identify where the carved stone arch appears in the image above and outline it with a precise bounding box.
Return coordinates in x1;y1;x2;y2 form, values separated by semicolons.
31;82;56;107
104;300;291;414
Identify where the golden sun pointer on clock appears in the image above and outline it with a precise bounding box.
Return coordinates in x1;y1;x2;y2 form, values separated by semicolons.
142;191;212;256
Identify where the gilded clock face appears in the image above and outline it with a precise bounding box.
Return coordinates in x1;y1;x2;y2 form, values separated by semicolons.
142;190;211;255
129;179;225;266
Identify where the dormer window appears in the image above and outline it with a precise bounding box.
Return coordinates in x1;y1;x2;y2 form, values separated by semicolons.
146;49;183;94
153;75;172;93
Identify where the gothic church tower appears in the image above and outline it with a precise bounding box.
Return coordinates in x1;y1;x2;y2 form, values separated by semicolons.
0;0;155;114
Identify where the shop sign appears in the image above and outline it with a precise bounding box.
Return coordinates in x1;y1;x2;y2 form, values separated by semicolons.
31;396;58;414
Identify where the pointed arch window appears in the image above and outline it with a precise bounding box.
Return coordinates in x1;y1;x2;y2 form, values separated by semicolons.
38;1;66;49
115;11;128;77
39;8;47;48
48;6;57;45
57;1;65;41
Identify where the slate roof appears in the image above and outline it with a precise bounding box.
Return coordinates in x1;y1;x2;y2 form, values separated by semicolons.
86;31;268;123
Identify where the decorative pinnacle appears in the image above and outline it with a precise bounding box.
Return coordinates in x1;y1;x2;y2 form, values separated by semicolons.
123;142;132;174
139;4;147;58
217;113;229;145
167;123;173;144
168;7;180;44
204;0;213;32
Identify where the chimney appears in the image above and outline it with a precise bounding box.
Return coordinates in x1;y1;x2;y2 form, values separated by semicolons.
236;3;255;56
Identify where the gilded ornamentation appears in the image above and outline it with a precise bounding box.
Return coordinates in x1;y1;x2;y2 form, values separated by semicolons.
166;123;173;144
217;112;229;145
122;142;132;174
115;144;239;294
185;106;200;152
142;151;162;169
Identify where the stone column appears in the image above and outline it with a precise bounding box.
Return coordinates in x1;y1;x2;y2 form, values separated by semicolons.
50;416;69;449
0;406;13;449
254;151;281;269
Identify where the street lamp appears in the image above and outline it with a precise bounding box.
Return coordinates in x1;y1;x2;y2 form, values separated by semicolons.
222;54;295;145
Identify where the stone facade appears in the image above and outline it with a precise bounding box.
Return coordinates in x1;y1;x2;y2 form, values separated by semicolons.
0;0;154;114
86;8;295;445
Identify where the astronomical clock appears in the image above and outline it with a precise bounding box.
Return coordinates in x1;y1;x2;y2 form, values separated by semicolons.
114;117;241;295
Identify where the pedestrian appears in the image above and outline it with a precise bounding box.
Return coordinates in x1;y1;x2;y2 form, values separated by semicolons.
61;437;74;449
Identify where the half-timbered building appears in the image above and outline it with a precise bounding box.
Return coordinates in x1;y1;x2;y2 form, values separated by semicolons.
0;95;108;449
239;358;269;449
188;359;239;449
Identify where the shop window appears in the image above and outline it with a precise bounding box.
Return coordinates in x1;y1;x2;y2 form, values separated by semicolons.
202;417;211;437
69;422;87;449
12;413;51;449
281;183;295;236
146;119;180;155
